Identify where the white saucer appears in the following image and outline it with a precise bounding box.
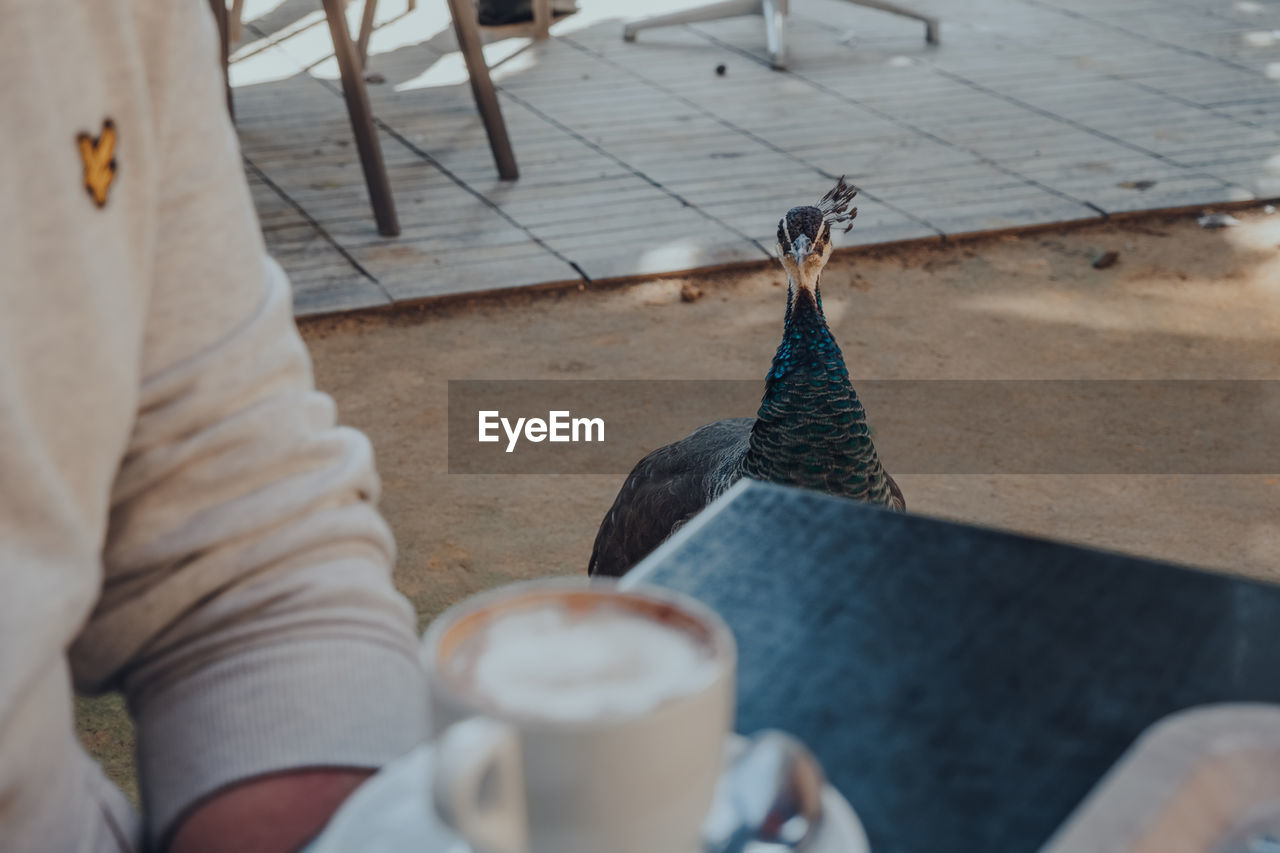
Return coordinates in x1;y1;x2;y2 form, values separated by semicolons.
810;780;870;853
721;734;870;853
308;735;869;853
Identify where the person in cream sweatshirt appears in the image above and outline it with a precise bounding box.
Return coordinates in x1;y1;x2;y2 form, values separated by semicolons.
0;2;429;851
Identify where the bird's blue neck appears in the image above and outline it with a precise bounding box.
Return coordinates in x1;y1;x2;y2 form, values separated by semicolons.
744;280;895;502
780;278;824;332
765;283;845;391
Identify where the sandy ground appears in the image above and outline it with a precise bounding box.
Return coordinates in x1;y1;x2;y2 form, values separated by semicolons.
77;208;1280;802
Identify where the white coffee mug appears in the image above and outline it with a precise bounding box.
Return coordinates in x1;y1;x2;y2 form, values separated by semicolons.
421;577;737;853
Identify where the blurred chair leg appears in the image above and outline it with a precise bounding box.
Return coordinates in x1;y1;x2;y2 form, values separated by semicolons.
762;0;787;69
446;0;519;180
358;0;379;67
229;0;246;42
841;0;939;44
321;0;400;236
532;0;552;39
623;0;761;42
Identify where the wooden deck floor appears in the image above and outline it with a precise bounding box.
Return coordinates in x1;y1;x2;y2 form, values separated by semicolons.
229;0;1280;316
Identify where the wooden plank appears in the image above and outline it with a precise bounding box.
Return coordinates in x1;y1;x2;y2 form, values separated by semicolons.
567;237;769;281
529;207;728;242
229;0;1280;313
292;269;390;317
377;252;581;301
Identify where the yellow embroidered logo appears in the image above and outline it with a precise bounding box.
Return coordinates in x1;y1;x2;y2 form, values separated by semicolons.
77;119;117;208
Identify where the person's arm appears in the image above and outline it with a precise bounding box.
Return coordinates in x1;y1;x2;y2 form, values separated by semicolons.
168;769;373;853
67;4;428;850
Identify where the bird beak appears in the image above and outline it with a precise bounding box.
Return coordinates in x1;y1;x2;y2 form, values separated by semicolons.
786;234;820;290
789;233;814;264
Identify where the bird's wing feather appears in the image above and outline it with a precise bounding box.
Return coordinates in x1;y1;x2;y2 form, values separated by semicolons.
588;418;753;577
886;470;906;510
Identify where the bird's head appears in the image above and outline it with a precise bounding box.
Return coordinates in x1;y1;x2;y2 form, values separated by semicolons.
777;205;832;291
776;177;858;293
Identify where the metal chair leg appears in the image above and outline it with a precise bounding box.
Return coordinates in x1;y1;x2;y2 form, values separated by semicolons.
840;0;939;44
321;0;400;236
622;0;938;68
623;0;762;42
762;0;787;69
446;0;519;180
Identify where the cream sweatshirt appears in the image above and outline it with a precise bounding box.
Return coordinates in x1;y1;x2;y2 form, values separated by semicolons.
0;2;429;851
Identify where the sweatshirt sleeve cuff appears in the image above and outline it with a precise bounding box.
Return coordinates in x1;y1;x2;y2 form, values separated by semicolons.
133;636;430;846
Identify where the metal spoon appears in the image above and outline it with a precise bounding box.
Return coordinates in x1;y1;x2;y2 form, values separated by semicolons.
702;730;827;852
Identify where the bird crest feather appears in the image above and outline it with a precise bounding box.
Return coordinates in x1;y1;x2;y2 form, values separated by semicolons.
818;176;858;233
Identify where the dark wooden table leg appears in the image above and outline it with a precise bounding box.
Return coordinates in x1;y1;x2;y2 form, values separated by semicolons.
230;0;246;42
445;0;519;181
357;0;379;68
532;0;551;39
321;0;400;237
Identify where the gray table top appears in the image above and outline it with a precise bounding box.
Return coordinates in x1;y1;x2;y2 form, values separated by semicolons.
623;480;1280;853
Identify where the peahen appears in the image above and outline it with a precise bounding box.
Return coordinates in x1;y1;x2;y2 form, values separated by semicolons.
588;177;904;578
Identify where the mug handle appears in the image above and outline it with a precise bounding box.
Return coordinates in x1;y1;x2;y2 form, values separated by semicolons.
433;716;529;853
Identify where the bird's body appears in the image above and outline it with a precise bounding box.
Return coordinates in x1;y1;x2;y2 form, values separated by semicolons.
589;178;903;578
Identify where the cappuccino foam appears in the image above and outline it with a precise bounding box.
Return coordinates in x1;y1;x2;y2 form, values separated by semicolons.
447;604;716;722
